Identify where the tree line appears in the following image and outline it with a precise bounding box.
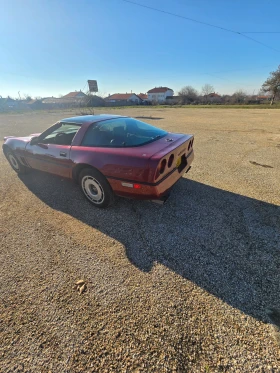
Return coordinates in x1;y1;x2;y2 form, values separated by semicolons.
178;66;280;105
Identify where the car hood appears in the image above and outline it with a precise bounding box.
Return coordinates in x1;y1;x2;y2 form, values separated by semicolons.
3;133;41;142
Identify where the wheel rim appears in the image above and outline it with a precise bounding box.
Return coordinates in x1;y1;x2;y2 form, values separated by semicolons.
82;176;105;204
8;153;19;170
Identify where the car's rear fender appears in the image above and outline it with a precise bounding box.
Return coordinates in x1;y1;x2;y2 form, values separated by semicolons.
70;146;151;183
72;163;100;182
148;135;194;183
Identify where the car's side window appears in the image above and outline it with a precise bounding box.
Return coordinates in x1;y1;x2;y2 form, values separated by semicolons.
40;123;81;145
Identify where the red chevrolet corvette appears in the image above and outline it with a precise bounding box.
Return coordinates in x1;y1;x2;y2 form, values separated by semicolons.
3;115;194;207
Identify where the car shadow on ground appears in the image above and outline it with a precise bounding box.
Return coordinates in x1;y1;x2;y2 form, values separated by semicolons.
19;171;280;324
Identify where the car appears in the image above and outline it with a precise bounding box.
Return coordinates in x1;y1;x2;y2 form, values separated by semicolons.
3;114;194;208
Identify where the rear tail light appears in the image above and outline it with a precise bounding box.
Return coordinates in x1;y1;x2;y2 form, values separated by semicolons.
121;182;142;189
159;159;166;174
168;154;174;168
188;138;194;150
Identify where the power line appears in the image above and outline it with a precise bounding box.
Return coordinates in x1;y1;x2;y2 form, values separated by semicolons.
121;0;239;34
120;0;280;53
236;33;280;52
242;32;280;34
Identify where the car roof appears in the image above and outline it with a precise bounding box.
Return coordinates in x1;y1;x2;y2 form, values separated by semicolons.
60;114;127;125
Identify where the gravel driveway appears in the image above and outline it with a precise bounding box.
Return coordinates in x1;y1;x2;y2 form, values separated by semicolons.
0;108;279;372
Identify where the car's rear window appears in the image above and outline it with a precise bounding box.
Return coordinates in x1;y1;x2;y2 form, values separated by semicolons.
81;118;167;147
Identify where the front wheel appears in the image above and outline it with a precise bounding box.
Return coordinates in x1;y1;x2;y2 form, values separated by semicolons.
5;149;28;174
79;168;114;208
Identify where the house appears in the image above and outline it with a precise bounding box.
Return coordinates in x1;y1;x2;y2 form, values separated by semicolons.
105;93;142;104
137;93;149;104
62;91;86;99
0;97;17;110
208;92;221;98
256;95;271;102
52;91;88;106
26;99;43;109
138;93;148;101
42;97;60;104
203;92;222;103
6;97;17;107
147;87;174;103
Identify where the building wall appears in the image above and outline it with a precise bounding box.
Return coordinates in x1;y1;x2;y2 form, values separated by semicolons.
128;94;141;103
147;90;174;102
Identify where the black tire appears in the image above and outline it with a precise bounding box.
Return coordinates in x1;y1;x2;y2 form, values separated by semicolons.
79;168;114;208
4;149;28;174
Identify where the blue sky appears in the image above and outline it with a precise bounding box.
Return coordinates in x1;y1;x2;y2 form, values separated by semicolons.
1;0;280;98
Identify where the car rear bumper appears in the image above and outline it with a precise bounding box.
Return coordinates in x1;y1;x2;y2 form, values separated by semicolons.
107;150;194;200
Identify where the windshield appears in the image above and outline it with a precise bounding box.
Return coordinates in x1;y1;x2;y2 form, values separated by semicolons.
81;117;168;147
39;122;81;145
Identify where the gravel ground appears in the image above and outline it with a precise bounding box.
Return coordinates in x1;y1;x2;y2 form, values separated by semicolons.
0;108;279;372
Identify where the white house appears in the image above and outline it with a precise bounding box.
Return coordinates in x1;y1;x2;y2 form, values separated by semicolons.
105;93;142;104
147;87;174;103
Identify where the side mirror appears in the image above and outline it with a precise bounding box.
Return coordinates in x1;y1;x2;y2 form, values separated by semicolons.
30;136;39;146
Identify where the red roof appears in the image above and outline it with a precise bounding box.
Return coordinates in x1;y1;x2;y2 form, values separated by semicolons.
147;87;173;93
106;93;137;100
257;95;271;99
138;93;148;100
208;93;221;98
62;91;86;98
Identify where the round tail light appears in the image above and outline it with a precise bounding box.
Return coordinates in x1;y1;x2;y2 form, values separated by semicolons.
159;159;167;174
168;154;174;168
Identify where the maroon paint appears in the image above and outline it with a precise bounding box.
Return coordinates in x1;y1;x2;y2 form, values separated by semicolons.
3;116;194;201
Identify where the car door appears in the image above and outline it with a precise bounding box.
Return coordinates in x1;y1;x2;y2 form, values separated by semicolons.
25;142;73;177
25;122;81;178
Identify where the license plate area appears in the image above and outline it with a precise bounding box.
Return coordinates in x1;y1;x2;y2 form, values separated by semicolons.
177;154;187;172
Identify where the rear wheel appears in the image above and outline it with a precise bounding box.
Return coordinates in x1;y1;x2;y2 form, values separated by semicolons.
79;168;114;208
5;149;28;174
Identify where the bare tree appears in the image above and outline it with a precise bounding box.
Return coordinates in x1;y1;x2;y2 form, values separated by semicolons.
231;89;247;104
201;84;214;101
261;65;280;105
178;86;198;104
96;91;109;99
23;93;32;101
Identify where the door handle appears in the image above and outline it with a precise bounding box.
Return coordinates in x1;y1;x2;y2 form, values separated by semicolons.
60;151;67;157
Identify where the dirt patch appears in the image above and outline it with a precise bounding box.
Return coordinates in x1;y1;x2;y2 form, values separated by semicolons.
0;108;279;372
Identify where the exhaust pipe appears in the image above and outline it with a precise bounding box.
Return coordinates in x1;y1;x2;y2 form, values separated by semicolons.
151;194;170;205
